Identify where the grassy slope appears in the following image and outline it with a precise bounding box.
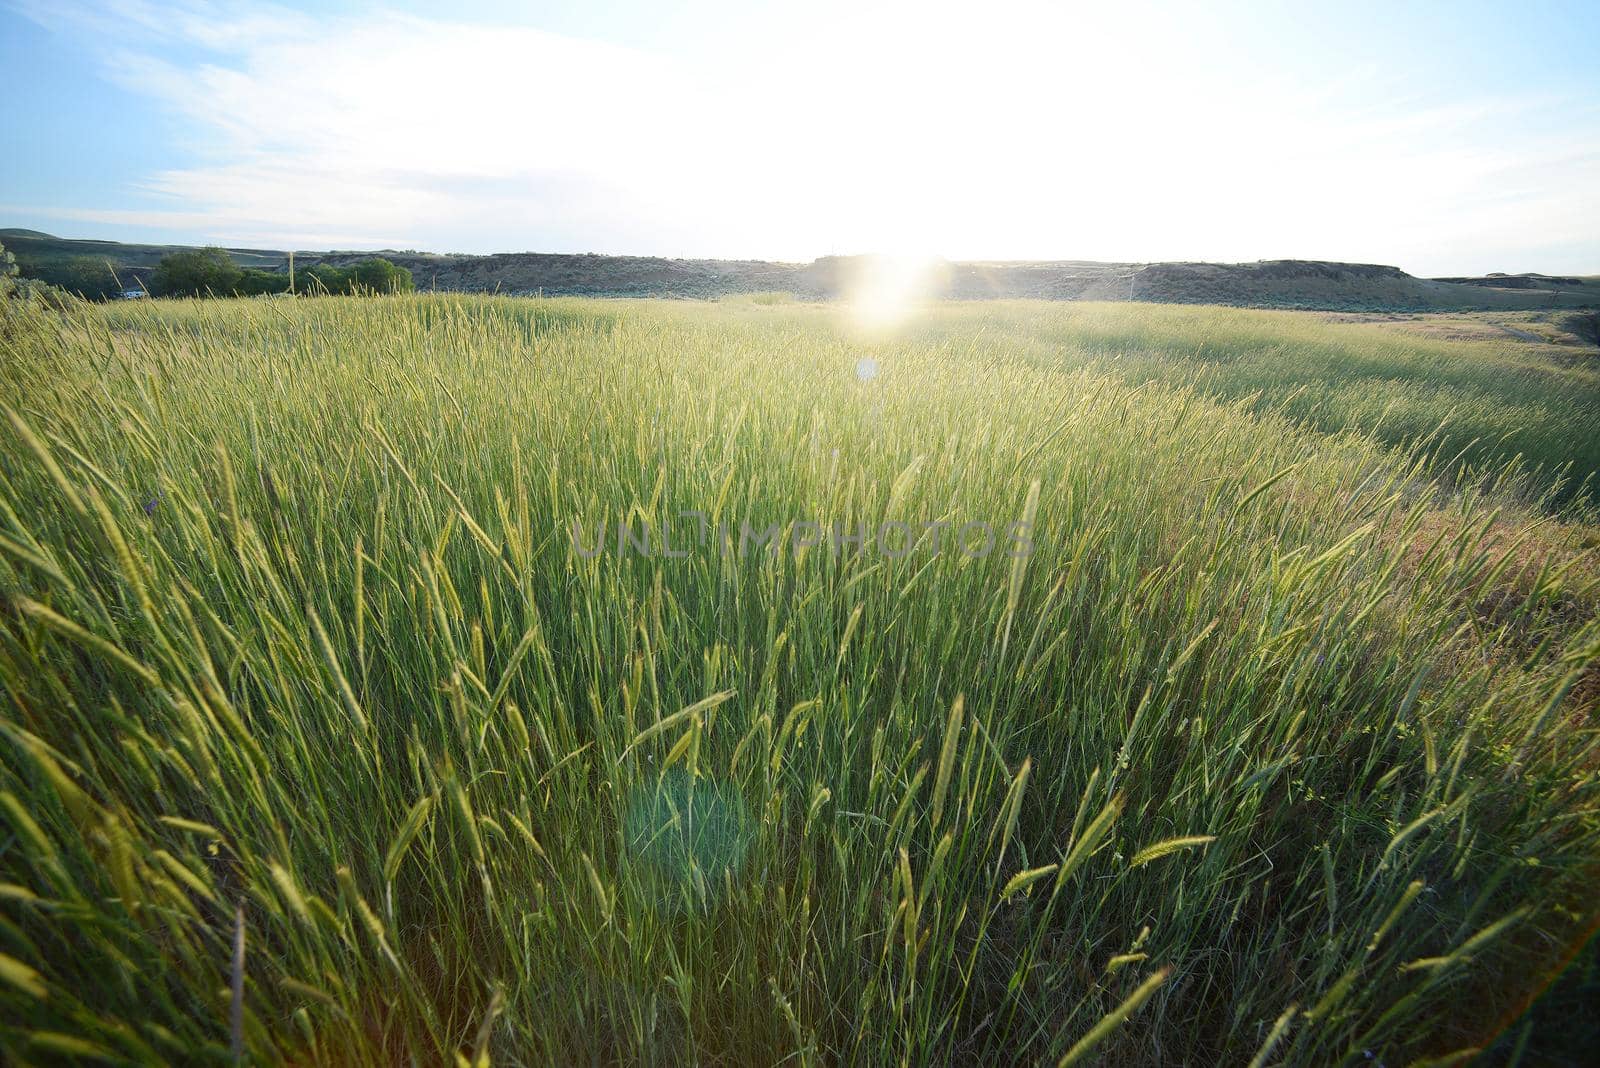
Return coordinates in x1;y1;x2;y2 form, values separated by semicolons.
0;231;291;272
0;296;1596;1065
909;302;1600;510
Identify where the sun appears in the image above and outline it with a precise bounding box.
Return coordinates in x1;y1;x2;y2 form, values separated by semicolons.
843;254;943;336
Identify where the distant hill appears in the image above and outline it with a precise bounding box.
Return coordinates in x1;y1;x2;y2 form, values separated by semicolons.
6;229;1597;311
1126;260;1598;310
1;230;292;290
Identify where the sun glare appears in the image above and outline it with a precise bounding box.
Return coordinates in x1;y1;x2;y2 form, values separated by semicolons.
843;254;942;336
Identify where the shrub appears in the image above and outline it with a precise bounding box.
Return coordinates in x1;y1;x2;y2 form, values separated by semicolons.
349;257;414;294
0;238;16;298
9;277;78;310
0;240;75;311
300;259;414;296
150;247;244;298
302;264;353;295
21;256;123;301
237;269;292;297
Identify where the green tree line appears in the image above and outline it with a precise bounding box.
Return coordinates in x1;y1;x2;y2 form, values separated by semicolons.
149;247;414;298
11;244;414;300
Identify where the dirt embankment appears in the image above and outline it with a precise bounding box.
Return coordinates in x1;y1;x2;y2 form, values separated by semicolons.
1129;261;1600;311
316;251;1600;311
326;251;814;299
1434;273;1588;289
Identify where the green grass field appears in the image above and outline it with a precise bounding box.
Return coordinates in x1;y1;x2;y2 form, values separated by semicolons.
1;295;1597;1065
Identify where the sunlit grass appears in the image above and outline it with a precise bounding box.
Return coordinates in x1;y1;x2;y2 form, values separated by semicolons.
0;294;1596;1064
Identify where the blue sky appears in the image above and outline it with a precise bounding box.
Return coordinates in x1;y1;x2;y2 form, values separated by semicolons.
3;0;1597;275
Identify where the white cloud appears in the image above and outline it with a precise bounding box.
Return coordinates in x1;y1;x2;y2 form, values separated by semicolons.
11;0;1600;273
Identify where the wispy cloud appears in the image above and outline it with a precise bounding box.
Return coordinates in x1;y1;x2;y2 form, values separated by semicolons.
16;1;745;250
